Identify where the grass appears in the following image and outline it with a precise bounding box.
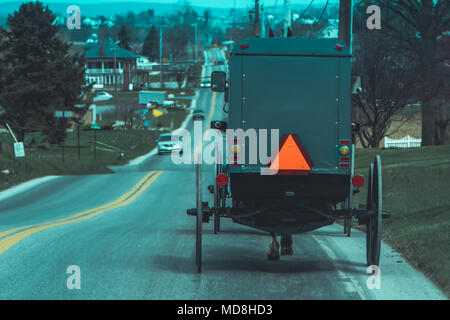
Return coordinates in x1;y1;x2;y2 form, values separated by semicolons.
0;108;189;192
353;144;450;296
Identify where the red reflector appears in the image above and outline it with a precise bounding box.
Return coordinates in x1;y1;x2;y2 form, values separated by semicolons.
335;44;344;51
340;156;350;162
340;163;350;168
216;173;228;186
240;43;249;50
352;174;365;188
340;140;350;145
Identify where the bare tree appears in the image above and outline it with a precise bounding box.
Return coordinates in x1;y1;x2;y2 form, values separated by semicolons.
373;0;450;145
352;30;418;148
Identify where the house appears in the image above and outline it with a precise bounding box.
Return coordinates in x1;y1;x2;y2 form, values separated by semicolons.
84;39;139;91
319;20;339;38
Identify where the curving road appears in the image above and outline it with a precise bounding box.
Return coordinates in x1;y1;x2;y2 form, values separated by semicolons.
0;49;446;300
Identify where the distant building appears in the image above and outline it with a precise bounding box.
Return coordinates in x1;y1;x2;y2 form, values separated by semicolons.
319;20;339;38
139;91;167;106
84;39;139;90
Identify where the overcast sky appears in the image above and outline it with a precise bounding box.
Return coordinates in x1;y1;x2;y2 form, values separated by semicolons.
0;0;331;8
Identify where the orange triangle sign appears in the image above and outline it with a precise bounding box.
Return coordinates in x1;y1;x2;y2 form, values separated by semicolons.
268;134;313;175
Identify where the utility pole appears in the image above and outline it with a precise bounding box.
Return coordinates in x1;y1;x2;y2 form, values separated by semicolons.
233;0;236;29
77;123;80;160
114;47;117;98
283;0;291;37
254;0;261;37
113;40;120;120
261;5;265;38
160;28;164;89
194;22;198;62
338;0;353;50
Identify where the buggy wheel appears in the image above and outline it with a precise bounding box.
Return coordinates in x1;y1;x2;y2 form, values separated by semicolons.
195;161;202;273
342;202;348;234
345;144;356;238
343;199;352;237
345;217;351;237
196;207;202;272
366;164;374;265
214;211;221;234
213;164;222;234
366;156;382;266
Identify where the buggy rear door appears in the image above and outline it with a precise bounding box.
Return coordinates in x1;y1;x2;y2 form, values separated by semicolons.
241;55;340;172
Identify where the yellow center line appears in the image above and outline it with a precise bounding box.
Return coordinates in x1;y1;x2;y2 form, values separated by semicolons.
0;171;163;255
192;91;217;162
0;171;156;240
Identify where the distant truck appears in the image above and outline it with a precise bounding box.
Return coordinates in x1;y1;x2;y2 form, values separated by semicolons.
138;91;167;106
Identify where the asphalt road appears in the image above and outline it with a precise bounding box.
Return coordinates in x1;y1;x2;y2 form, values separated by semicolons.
0;49;446;300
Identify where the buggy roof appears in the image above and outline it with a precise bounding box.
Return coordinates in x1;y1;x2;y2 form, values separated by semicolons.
231;38;351;57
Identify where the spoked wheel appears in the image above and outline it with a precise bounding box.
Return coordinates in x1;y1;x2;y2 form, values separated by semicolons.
366;164;374;265
342;202;347;234
366;156;383;266
213;164;222;234
195;160;202;273
343;197;352;237
344;144;356;237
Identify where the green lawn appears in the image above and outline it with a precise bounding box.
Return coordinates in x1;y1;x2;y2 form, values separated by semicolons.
353;145;450;296
0;108;189;191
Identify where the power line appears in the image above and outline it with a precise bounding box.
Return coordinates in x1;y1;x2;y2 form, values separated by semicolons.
318;0;330;22
299;0;315;19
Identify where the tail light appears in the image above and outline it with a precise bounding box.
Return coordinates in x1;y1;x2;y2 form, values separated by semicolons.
340;146;350;155
239;43;249;50
352;174;365;188
211;121;227;131
216;173;228;186
231;138;240;166
351;122;361;132
339;140;351;168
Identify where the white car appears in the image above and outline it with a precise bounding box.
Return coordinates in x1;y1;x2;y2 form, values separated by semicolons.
157;134;183;155
200;81;211;88
93;92;113;102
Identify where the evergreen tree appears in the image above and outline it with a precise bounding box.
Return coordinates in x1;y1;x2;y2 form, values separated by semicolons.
0;1;89;144
117;24;131;50
142;25;159;61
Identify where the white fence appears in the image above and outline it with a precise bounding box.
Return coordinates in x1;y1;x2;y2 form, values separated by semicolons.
384;135;422;149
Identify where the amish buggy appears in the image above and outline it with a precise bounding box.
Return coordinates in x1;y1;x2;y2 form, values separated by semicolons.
187;38;390;273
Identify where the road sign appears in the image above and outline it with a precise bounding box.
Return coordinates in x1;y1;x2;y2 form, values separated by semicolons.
268;134;313;175
14;142;25;158
152;109;164;118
